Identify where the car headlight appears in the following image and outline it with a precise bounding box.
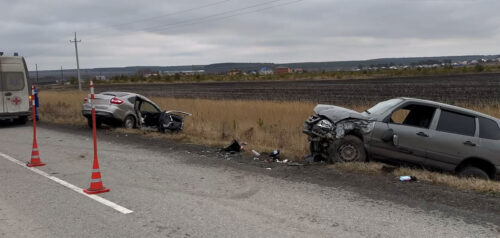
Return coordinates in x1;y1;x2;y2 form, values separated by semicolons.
316;119;333;129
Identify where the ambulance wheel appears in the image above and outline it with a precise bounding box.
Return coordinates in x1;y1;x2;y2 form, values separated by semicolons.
15;116;28;125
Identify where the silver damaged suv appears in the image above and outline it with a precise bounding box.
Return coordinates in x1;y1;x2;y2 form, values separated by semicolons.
303;97;500;180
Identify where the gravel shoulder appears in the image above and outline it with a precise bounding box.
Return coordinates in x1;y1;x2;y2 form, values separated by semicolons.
38;122;500;229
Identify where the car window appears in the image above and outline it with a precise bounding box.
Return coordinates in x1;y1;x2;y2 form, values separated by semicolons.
478;117;500;140
2;72;25;91
140;101;160;113
436;110;475;136
127;96;136;104
389;104;435;128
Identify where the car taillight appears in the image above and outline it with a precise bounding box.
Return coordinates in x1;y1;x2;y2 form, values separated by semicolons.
110;97;124;104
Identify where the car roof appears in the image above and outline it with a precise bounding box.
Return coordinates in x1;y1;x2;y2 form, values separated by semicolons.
99;91;162;110
100;92;141;98
399;97;499;122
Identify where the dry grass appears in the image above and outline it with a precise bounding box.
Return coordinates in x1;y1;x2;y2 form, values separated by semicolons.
38;91;88;125
150;97;368;157
331;162;500;194
39;90;500;159
37;91;369;157
38;90;500;193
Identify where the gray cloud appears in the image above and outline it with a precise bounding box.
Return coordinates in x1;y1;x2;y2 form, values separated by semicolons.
1;0;499;70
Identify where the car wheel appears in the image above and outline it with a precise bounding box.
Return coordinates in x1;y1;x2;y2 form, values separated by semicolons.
458;166;490;180
15;116;28;125
330;135;366;163
123;115;136;129
87;118;102;129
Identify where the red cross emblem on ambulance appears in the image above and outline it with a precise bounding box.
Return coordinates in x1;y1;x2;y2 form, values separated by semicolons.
12;96;22;105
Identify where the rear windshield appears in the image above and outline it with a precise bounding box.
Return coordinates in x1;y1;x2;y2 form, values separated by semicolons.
479;117;500;140
1;72;25;91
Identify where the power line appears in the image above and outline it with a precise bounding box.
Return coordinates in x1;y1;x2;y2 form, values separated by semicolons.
24;1;233;59
26;0;303;68
89;0;301;40
147;0;303;34
140;0;284;32
84;0;232;34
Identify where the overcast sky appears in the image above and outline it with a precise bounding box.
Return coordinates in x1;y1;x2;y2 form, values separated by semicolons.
1;0;499;70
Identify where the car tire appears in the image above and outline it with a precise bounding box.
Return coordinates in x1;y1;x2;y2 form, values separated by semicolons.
123;115;136;129
15;116;28;125
458;166;490;180
87;118;102;129
329;135;366;163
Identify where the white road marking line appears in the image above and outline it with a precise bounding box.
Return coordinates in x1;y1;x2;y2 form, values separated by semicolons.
0;152;133;215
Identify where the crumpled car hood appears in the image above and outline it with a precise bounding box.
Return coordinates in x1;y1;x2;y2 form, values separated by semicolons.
314;104;371;123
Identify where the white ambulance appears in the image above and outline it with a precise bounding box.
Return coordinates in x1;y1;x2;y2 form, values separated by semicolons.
0;53;31;124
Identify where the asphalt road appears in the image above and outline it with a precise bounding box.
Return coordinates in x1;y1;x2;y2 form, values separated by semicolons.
0;124;498;237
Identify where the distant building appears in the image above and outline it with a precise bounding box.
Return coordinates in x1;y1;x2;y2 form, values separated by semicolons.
162;70;204;76
292;68;304;73
258;67;273;75
143;72;160;78
228;69;241;76
95;75;106;81
274;66;291;74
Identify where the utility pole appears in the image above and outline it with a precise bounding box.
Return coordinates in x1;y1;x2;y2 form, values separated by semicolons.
60;66;64;83
70;32;82;91
35;64;39;84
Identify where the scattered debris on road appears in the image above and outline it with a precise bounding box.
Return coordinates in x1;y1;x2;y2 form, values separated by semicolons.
223;140;243;153
399;176;417;182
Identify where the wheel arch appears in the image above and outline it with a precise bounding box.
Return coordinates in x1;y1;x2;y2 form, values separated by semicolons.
123;113;138;128
456;157;496;179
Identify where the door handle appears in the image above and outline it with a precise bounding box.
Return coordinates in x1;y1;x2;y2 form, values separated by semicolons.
4;92;12;96
416;132;429;137
463;141;476;147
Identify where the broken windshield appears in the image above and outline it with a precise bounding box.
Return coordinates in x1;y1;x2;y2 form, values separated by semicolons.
364;98;403;115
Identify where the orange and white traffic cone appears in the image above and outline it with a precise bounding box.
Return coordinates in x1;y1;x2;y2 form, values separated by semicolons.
27;140;45;167
27;85;45;167
83;164;110;194
83;81;110;194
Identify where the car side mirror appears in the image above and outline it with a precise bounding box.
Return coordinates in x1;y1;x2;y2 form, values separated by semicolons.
381;129;394;142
